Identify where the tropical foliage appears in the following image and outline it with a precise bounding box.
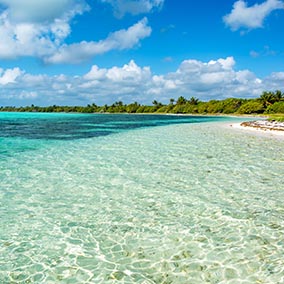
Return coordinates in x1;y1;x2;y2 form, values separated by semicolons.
1;90;284;115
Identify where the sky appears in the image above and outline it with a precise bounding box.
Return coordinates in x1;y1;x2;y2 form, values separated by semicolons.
0;0;284;106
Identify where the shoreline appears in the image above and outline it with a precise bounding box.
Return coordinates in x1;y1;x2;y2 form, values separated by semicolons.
228;120;284;139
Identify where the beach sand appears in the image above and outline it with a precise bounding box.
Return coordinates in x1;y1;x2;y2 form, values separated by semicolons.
228;120;284;139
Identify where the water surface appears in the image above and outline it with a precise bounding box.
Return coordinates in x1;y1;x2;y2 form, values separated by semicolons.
0;113;283;283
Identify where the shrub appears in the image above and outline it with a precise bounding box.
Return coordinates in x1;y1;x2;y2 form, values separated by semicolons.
265;102;284;114
237;101;265;114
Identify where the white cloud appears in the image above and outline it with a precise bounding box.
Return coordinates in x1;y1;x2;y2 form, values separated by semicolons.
79;60;152;101
18;91;38;99
148;75;178;95
0;1;151;63
175;57;235;78
0;1;88;59
45;18;152;64
0;67;23;85
263;72;284;89
105;60;151;81
84;65;107;81
170;57;264;97
0;0;86;23
0;57;283;106
223;0;284;31
101;0;164;18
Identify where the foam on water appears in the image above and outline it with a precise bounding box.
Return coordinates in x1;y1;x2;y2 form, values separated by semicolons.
0;115;284;283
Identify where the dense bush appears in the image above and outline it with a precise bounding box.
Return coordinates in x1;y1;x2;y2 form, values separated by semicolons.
237;101;265;114
265;101;284;114
1;90;283;116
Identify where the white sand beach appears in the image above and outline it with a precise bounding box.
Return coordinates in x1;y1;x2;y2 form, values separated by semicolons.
229;120;284;139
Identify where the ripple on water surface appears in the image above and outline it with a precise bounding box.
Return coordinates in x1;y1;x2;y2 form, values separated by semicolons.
0;122;284;283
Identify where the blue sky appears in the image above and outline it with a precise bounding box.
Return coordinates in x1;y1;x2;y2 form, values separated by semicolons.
0;0;284;106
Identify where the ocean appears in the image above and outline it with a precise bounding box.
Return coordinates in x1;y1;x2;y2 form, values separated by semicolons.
0;112;284;283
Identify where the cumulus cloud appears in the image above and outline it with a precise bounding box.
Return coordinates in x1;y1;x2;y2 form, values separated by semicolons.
82;60;151;84
0;0;88;59
45;18;152;64
223;0;284;31
0;1;151;63
147;57;239;95
0;0;85;23
0;67;23;85
263;72;284;89
1;57;284;106
101;0;164;18
80;60;152;102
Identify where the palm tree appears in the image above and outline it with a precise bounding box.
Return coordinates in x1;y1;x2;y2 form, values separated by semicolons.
176;96;187;105
189;97;199;105
260;90;284;107
274;90;283;102
259;91;275;107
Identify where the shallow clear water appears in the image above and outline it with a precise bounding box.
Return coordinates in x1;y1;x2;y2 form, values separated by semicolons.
0;113;284;283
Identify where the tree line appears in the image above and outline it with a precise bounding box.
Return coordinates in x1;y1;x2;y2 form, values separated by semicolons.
1;90;284;115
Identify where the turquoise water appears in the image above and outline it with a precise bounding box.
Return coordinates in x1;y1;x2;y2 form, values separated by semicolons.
0;113;284;283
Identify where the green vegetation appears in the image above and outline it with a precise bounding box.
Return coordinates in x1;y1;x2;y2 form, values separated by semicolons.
1;90;284;118
267;114;284;122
